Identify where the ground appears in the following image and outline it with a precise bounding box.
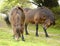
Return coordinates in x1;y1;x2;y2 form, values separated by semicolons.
0;14;60;46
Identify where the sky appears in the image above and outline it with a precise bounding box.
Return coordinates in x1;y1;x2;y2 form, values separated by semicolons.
58;0;60;5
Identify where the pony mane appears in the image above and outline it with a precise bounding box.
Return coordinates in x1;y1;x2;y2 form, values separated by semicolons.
17;6;23;12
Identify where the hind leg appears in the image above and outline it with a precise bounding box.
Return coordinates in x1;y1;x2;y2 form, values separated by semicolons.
14;34;19;41
43;27;49;37
21;30;25;41
25;24;29;35
36;24;39;36
21;34;25;41
13;28;19;41
42;25;49;37
13;33;19;41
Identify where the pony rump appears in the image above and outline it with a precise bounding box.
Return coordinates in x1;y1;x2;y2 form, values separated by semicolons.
9;6;25;41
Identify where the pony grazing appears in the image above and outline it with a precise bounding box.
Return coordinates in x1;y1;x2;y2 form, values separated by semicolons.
4;6;55;37
9;6;25;41
23;6;55;37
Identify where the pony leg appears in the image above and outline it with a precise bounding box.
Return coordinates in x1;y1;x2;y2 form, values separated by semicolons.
15;34;19;41
21;34;25;41
21;28;25;41
12;27;16;39
43;27;49;37
36;24;39;36
13;28;20;41
13;30;19;41
25;24;29;35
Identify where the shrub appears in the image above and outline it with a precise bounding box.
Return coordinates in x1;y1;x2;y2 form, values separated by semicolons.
51;6;60;14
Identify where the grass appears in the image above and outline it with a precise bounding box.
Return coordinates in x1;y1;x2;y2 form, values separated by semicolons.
0;15;60;46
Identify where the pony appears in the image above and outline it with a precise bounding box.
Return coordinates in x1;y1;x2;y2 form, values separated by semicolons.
9;6;25;41
4;6;55;37
23;6;55;37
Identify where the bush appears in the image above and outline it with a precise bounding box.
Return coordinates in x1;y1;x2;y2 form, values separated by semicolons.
51;6;60;14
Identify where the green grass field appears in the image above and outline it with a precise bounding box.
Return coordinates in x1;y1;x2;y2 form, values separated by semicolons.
0;15;60;46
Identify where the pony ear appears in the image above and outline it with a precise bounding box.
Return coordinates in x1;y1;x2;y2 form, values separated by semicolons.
17;6;23;12
18;7;21;9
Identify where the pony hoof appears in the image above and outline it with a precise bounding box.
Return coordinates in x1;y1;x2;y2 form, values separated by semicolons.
36;35;39;37
26;33;29;35
22;38;25;41
46;35;49;37
22;39;25;41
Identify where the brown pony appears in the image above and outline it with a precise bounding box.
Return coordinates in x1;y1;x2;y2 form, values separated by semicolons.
4;6;55;37
23;6;55;37
9;6;25;41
